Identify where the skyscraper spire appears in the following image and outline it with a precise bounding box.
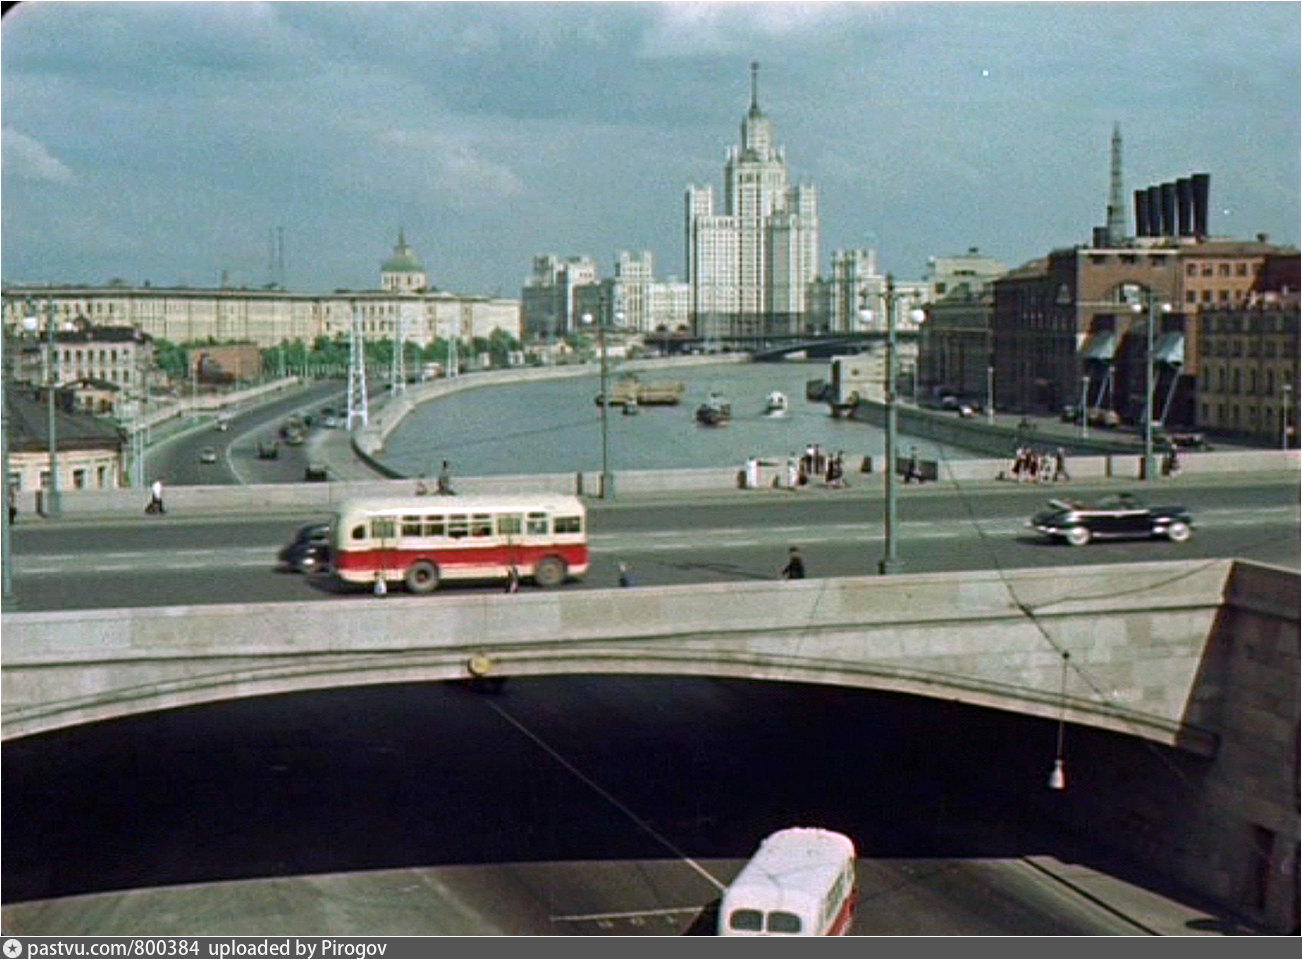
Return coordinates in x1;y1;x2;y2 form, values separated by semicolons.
1105;122;1127;246
750;60;760;112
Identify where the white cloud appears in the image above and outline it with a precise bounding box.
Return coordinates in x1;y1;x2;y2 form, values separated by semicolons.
1;128;77;185
638;0;864;58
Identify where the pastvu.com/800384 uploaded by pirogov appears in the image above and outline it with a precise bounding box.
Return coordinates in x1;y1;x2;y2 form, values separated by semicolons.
4;940;389;958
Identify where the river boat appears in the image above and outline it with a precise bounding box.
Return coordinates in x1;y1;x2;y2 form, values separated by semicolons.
764;391;789;416
695;391;732;427
808;355;877;417
595;373;685;408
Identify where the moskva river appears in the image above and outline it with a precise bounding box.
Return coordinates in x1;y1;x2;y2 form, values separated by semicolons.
379;360;980;478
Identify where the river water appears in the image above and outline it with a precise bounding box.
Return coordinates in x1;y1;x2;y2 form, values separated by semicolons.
379;360;980;478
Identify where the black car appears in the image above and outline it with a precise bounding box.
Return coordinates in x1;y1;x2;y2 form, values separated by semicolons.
1027;494;1194;547
277;522;331;573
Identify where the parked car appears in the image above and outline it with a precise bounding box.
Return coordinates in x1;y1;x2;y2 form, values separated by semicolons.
199;446;218;464
1027;494;1194;547
277;522;331;573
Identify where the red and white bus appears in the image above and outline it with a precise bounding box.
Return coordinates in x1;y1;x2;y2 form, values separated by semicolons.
329;493;589;593
718;827;858;936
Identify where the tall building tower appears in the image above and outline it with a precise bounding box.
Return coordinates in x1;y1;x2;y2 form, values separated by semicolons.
686;62;819;342
1105;123;1127;247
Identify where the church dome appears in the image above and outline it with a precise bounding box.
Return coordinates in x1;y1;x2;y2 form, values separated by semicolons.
382;229;424;273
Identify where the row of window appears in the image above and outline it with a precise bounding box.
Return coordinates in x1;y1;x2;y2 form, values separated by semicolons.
1200;403;1291;429
1200;366;1294;396
1187;262;1252;277
1202;341;1293;358
351;511;583;542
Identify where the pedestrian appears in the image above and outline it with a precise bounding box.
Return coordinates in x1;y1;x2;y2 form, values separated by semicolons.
1052;447;1070;483
785;454;799;491
744;456;760;490
904;446;922;484
1163;442;1181;477
437;459;455;495
505;565;520;593
618;562;634;587
146;477;166;514
7;484;16;525
780;546;806;580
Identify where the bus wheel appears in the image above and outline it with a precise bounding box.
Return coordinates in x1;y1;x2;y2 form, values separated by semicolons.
533;556;567;588
406;560;440;594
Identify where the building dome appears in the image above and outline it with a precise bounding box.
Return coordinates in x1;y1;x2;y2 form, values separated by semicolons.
380;229;429;293
382;229;424;273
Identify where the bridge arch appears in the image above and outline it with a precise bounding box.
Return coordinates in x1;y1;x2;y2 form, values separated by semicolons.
2;561;1249;754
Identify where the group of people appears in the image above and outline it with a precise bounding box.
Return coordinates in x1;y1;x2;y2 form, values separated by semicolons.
1007;446;1070;484
744;444;849;491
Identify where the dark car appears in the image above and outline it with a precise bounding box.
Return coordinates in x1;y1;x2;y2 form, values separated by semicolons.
277;522;331;573
1027;494;1194;547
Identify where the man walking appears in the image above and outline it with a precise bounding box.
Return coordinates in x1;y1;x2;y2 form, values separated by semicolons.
1052;447;1071;482
147;478;166;514
780;546;806;580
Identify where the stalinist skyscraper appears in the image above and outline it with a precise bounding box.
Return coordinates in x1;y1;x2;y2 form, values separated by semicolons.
685;62;819;342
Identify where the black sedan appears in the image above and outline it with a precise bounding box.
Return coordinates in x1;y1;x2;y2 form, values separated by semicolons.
277;522;332;573
1028;493;1194;547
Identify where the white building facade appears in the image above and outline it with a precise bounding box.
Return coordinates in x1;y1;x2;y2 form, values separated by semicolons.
2;232;521;355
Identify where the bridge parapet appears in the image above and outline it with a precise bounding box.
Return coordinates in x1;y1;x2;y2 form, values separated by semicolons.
1;560;1247;751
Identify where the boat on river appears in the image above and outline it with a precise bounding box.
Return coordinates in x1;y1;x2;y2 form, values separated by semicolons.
764;391;789;416
695;391;732;427
595;373;685;408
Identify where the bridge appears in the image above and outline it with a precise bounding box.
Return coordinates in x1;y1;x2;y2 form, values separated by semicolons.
641;331;917;360
4;558;1293;754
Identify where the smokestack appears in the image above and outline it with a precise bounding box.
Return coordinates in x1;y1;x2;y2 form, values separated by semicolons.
1176;178;1193;236
1192;173;1210;238
1146;185;1163;237
1134;190;1151;237
1160;182;1177;237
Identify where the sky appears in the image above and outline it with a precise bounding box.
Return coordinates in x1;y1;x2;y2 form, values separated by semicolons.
2;1;1298;299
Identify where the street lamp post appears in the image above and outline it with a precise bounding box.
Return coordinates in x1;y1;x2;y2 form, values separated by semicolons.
1134;293;1169;482
2;317;14;599
879;274;900;575
586;312;613;500
27;299;62;518
1283;383;1293;451
986;363;995;426
1080;375;1090;440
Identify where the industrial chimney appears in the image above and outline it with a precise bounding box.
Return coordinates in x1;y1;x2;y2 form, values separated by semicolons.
1192;173;1210;239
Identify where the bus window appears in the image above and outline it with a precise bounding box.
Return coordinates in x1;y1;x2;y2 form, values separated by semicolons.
447;515;469;539
767;912;802;934
401;515;422;537
728;910;763;933
498;514;523;537
555;515;582;534
350;524;366;541
526;512;548;536
372;518;396;539
471;513;493;537
423;515;445;537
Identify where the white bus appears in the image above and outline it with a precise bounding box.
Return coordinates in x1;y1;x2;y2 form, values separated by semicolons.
718;827;858;936
329;493;589;593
